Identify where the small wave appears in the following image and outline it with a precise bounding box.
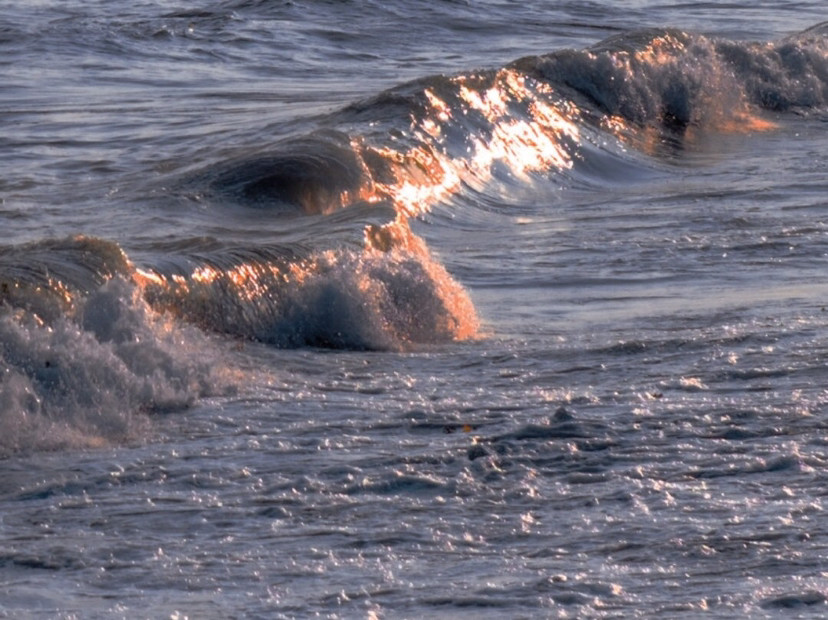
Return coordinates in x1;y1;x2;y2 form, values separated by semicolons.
0;236;132;323
523;25;826;125
188;24;826;225
139;219;478;350
0;227;478;455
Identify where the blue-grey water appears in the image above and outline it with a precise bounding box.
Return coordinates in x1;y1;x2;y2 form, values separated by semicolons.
1;1;827;617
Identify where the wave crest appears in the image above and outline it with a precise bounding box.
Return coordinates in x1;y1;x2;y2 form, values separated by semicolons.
195;25;826;222
140;220;478;350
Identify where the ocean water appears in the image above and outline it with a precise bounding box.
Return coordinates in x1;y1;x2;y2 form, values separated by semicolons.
1;0;827;617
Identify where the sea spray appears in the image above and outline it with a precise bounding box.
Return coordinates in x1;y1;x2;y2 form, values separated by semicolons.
0;277;231;456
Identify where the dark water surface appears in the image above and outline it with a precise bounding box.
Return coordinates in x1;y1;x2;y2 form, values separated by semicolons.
1;1;827;617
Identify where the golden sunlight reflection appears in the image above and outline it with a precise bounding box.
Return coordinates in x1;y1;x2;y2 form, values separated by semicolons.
603;33;778;152
358;69;581;219
132;218;479;348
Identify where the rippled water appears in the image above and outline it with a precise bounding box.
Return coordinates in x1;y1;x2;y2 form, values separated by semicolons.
2;1;828;617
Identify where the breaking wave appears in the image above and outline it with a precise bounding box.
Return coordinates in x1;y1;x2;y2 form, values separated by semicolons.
0;241;230;456
203;24;827;216
2;24;825;454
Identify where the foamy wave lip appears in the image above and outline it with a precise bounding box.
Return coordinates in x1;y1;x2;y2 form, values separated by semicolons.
264;246;477;349
516;26;827;139
140;222;479;351
0;277;231;456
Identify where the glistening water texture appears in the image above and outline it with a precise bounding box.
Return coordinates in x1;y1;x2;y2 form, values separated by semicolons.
1;0;828;617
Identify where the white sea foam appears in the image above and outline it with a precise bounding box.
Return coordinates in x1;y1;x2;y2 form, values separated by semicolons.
0;278;231;456
140;228;479;351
